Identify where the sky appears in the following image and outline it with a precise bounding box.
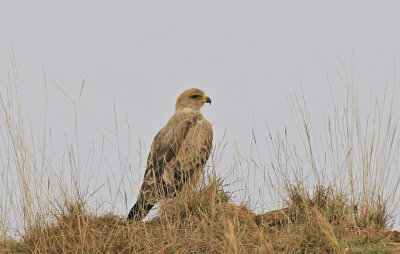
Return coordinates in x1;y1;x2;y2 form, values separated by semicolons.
1;1;400;229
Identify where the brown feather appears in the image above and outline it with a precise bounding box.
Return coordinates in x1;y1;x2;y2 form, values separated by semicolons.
128;88;213;221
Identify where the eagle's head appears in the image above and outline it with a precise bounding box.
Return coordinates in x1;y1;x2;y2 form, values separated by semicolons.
175;88;211;111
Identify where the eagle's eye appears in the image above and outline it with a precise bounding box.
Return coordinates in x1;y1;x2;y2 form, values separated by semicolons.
190;94;201;99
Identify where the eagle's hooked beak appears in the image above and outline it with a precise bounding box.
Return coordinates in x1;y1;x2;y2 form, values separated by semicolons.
205;96;212;105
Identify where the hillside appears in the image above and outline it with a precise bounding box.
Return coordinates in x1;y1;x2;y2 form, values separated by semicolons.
1;179;399;253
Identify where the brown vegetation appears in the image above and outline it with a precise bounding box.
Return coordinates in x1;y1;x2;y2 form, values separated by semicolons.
1;179;399;253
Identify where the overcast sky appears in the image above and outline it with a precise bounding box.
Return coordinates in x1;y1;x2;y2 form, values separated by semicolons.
1;1;400;228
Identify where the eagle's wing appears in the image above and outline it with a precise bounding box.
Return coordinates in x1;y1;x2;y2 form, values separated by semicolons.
143;113;194;193
127;112;212;221
172;117;213;191
143;114;194;196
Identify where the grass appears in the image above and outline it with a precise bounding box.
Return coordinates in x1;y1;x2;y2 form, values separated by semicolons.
0;63;400;253
1;180;399;253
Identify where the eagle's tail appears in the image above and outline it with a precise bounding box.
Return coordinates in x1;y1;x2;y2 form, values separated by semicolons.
127;193;154;221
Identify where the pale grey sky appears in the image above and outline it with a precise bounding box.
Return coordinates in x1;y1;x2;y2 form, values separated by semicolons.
1;1;400;228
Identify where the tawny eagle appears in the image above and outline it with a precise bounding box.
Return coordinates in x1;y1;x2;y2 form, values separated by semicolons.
127;88;213;221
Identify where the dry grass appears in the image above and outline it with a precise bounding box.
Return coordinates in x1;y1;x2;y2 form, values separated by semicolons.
1;62;400;253
1;180;399;253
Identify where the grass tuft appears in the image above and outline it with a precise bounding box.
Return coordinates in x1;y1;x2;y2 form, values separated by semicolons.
1;179;399;253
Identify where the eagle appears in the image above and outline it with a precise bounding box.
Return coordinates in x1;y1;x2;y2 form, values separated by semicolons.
127;88;213;221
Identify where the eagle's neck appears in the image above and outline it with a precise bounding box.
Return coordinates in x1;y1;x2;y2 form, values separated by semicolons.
173;108;204;123
176;107;199;113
